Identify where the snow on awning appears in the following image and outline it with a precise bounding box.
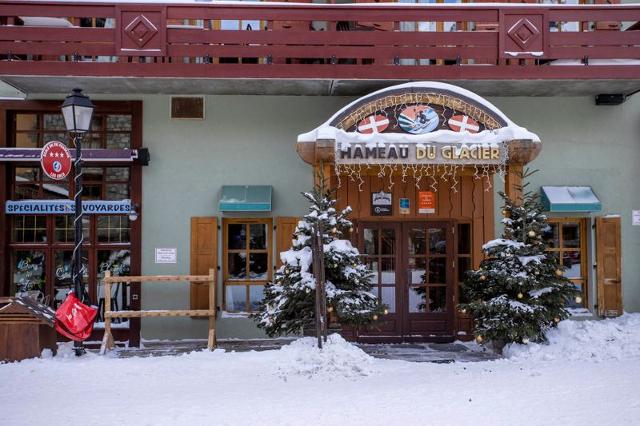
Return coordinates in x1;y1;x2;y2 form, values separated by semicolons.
219;185;272;212
541;186;601;213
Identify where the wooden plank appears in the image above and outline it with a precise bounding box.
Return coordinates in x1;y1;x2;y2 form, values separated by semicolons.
482;175;495;244
276;217;301;268
595;216;623;317
461;176;474;219
346;172;362;221
471;178;485;269
190;217;218;310
0;26;114;42
100;271;113;355
505;164;523;205
167;29;498;46
207;268;216;350
105;274;213;283
164;5;500;22
359;176;371;220
167;45;498;60
106;309;216;318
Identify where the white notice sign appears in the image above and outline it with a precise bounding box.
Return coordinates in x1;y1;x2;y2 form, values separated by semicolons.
155;248;177;264
633;210;640;226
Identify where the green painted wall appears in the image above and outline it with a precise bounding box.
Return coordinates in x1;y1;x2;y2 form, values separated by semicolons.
488;95;640;316
139;95;350;340
28;91;640;340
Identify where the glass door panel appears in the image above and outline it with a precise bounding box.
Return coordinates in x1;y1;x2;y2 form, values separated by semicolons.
403;222;453;336
359;223;399;336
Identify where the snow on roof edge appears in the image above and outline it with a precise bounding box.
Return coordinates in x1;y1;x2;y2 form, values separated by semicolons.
297;81;540;144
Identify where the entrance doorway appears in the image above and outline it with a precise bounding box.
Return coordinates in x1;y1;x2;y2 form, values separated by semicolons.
357;221;455;341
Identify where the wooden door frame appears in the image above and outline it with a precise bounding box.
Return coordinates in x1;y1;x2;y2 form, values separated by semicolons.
400;220;455;340
354;218;456;342
355;220;403;339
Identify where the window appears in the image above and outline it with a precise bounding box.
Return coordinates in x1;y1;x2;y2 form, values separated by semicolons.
13;112;131;150
223;219;272;312
543;218;588;308
8;111;135;317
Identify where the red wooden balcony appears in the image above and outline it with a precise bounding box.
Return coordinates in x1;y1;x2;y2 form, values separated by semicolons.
0;1;639;96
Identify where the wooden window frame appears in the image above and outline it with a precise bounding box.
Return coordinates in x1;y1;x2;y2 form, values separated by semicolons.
545;217;589;307
222;218;273;312
1;100;143;346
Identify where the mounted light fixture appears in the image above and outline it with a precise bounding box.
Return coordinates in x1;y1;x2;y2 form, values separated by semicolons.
62;88;95;133
129;203;139;222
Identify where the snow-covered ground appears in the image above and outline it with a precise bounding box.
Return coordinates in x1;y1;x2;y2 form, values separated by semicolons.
2;315;640;426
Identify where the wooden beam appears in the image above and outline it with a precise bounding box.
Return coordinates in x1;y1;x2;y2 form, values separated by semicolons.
313;161;332;191
505;163;524;205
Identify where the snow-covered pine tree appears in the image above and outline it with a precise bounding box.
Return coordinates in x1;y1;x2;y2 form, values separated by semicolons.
253;188;384;337
460;171;579;352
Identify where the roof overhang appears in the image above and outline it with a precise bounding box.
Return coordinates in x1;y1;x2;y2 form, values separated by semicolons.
2;76;640;98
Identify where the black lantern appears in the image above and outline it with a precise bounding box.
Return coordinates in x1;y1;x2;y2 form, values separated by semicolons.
61;88;94;134
61;88;94;356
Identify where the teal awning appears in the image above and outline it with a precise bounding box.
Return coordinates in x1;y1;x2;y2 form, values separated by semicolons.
541;186;601;213
219;185;272;212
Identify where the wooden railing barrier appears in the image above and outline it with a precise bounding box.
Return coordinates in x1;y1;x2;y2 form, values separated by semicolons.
99;268;216;355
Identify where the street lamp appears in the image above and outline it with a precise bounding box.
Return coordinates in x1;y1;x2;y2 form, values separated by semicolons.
62;88;94;355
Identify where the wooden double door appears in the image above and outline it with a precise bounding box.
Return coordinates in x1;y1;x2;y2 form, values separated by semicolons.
356;221;455;341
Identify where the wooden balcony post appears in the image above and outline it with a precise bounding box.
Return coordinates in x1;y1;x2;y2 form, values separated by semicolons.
313;161;332;192
505;163;524;206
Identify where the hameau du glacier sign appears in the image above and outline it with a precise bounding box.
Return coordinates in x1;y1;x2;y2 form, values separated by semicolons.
337;142;504;165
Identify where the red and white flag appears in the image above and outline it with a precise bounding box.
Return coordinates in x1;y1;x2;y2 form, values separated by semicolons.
447;114;480;133
357;114;389;134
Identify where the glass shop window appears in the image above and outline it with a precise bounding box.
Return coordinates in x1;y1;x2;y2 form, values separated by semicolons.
543;219;588;308
223;219;272;312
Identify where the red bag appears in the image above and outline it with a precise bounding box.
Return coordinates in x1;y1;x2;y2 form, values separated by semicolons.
55;292;98;342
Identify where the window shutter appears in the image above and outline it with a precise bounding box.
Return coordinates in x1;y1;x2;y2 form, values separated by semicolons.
276;217;300;267
595;216;622;317
190;217;218;310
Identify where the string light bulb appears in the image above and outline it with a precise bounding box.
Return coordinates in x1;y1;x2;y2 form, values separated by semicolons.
479;275;486;281
475;335;483;343
383;308;389;315
575;296;583;304
555;269;563;277
528;230;536;238
327;306;333;313
554;317;560;323
517;292;524;299
372;314;379;321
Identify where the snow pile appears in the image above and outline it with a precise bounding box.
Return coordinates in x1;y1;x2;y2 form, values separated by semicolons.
505;313;640;362
276;333;377;379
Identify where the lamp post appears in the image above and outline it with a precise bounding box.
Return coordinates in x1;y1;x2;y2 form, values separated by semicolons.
61;88;94;355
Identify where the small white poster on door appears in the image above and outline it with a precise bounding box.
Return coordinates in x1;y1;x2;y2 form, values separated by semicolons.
632;210;640;226
155;248;177;264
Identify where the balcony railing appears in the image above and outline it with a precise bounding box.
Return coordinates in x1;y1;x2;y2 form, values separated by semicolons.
0;1;639;81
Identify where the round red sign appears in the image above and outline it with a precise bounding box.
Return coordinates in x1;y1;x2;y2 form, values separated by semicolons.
41;141;72;180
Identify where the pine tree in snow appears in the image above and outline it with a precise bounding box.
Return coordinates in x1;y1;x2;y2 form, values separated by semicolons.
460;172;579;352
253;188;384;337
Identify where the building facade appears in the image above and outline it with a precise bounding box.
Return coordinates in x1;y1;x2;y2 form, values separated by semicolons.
0;1;638;344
